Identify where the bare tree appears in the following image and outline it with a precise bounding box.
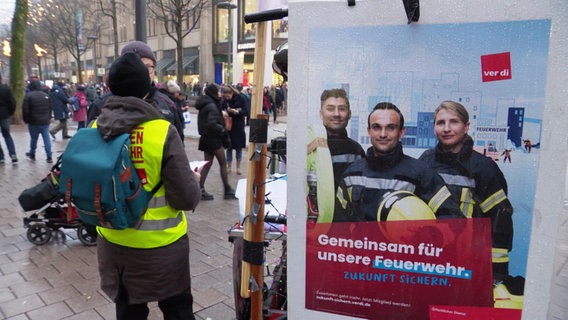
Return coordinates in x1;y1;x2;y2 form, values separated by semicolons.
147;0;208;84
97;0;131;60
37;0;97;84
27;0;67;75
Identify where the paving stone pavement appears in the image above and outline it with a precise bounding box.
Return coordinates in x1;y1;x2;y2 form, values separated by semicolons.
0;110;287;320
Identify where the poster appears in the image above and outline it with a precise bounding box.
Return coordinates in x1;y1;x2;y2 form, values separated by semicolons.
302;19;551;319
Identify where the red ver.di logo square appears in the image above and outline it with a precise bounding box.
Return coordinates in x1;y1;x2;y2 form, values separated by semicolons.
480;52;512;82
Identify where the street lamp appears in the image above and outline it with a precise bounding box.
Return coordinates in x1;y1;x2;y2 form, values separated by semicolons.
217;1;237;84
34;44;47;81
87;35;98;83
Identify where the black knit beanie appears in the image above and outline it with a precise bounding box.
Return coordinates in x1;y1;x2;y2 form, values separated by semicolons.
108;52;151;99
205;83;220;99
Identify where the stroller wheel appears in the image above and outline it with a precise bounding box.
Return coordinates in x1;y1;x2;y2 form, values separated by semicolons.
77;224;97;246
26;223;52;245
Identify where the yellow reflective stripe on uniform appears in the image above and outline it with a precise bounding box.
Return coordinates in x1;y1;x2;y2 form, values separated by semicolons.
137;211;184;230
460;189;474;218
480;189;507;213
492;247;509;263
337;186;348;209
331;154;362;163
343;176;416;193
439;173;476;188
428;186;451;213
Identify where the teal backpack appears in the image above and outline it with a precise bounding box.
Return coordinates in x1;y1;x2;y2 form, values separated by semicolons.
59;128;161;229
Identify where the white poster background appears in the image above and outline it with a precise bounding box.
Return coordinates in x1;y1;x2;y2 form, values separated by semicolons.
286;1;568;319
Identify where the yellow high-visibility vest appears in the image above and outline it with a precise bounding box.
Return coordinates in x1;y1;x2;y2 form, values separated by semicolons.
96;119;188;248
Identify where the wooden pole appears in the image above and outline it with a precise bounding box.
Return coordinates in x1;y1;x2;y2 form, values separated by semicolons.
240;20;268;320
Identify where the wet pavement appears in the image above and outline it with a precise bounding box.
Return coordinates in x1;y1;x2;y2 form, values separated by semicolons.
0;109;287;320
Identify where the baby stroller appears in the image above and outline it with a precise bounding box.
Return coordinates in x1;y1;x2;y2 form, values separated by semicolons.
18;158;97;246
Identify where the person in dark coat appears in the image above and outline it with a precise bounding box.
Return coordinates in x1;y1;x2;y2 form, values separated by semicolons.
221;85;248;175
0;75;18;163
49;82;71;140
195;83;236;200
22;80;52;162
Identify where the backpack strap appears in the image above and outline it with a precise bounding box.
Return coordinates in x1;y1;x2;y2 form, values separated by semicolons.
150;181;163;195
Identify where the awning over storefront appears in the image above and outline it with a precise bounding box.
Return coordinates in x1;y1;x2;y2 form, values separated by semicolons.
156;57;175;72
165;56;199;72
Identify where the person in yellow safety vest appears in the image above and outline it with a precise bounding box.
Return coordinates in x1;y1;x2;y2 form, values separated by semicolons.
306;88;366;225
419;100;522;308
94;52;201;320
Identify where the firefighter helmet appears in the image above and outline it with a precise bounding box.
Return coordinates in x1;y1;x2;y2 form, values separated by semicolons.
377;190;436;221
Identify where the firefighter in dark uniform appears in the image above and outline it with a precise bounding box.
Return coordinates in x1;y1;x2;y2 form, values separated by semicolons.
336;102;463;222
419;101;517;288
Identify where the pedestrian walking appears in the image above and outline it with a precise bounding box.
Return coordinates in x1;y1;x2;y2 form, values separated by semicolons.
195;83;236;200
0;75;18;163
72;85;89;129
22;80;52;163
49;82;72;140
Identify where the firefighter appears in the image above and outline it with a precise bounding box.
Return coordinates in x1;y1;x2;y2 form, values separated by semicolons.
419;100;522;308
336;102;463;222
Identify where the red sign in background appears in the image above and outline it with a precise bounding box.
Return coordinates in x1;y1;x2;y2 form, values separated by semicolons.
306;219;494;320
480;52;512;82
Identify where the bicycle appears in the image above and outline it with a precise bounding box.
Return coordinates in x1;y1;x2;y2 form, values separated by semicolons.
229;134;288;320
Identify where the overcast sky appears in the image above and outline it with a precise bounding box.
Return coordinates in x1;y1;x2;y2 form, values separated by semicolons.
0;0;15;26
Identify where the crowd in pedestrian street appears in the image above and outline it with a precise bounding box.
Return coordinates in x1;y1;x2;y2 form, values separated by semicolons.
1;39;290;319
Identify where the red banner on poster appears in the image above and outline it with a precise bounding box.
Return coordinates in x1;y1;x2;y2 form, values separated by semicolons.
306;219;494;319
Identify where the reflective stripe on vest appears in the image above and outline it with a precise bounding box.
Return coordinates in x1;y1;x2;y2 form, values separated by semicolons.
460;189;475;218
480;189;507;213
428;185;452;213
343;175;416;193
439;173;476;188
98;119;188;249
331;153;362;164
492;247;509;263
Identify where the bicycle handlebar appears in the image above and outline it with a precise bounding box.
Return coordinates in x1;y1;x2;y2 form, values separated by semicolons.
244;8;288;24
264;213;287;224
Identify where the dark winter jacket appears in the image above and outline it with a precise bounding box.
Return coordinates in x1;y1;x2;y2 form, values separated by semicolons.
0;83;16;120
222;92;248;150
150;87;184;140
196;93;229;152
23;80;51;125
49;84;69;120
337;143;463;222
419;137;514;278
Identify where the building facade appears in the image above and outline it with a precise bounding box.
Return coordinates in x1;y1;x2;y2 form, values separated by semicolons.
43;0;288;90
